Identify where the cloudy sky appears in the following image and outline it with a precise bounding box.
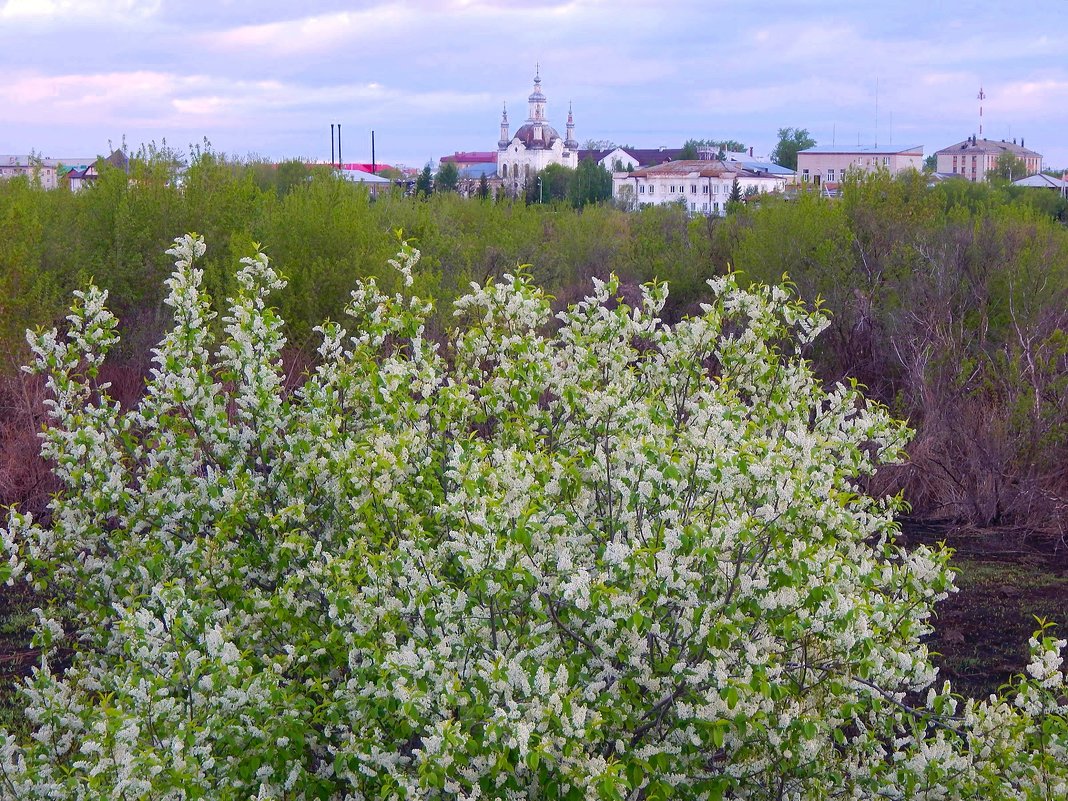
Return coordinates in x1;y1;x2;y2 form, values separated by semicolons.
3;0;1067;169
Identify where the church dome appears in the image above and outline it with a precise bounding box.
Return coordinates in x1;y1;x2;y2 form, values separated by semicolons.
513;122;561;149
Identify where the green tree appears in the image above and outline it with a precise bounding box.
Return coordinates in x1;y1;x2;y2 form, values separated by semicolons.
992;151;1029;183
771;127;816;170
728;177;742;204
679;140;700;160
477;173;490;200
680;139;747;160
923;154;937;172
435;161;459;193
568;158;613;208
416;163;433;197
542;164;574;202
275;159;310;196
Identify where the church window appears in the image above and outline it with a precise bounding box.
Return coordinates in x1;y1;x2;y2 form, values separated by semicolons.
525;164;530;178
502;164;508;177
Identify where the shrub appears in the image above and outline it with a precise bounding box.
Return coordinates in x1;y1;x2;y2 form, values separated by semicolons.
1;235;1065;799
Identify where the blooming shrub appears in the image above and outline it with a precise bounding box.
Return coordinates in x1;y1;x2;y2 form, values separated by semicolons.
1;234;1065;800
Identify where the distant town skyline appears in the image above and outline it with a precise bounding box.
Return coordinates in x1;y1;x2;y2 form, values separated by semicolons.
3;0;1067;169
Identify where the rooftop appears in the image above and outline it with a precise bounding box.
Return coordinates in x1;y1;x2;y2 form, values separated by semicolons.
629;160;742;179
935;137;1041;158
799;145;923;156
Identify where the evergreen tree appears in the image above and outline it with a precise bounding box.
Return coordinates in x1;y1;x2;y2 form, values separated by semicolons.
435;161;459;193
416;163;433;197
728;178;742;204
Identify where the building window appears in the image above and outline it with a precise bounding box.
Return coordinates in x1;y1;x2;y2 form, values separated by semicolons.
712;184;718;194
691;184;697;194
690;202;696;211
827;169;835;182
639;184;645;194
501;164;508;177
883;157;890;166
702;185;708;194
649;185;654;195
802;169;810;182
702;202;708;211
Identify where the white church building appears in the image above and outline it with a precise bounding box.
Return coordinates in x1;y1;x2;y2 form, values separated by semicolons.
497;68;578;195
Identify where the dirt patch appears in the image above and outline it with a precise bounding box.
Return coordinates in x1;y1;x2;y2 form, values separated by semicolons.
0;583;39;731
899;518;1068;699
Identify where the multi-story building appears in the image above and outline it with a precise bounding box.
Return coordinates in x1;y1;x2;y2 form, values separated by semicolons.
612;160;787;216
0;155;95;190
795;145;924;187
496;68;578;195
934;136;1042;182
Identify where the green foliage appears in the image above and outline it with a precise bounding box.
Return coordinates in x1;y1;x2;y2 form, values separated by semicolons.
416;164;434;197
680;139;746;159
728;178;742;204
435;161;459;193
275;159;311;196
568;159;613;209
527;164;573;204
771;127;816;170
992;151;1029;183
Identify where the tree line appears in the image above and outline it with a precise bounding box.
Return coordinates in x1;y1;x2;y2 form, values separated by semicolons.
1;147;1067;531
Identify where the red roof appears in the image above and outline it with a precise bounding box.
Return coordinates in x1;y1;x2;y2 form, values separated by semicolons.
338;162;394;173
440;151;497;164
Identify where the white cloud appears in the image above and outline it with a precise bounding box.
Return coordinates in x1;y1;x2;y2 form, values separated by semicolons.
0;0;160;20
202;6;413;55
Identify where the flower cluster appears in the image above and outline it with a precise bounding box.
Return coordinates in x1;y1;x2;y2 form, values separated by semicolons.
0;234;1065;800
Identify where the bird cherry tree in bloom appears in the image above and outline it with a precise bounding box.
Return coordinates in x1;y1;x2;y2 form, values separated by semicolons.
0;234;1065;800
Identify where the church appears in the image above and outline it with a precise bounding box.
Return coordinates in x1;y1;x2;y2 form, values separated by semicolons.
497;68;578;194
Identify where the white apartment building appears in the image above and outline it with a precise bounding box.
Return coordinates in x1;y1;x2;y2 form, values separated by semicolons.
795;145;924;186
612;160;787;215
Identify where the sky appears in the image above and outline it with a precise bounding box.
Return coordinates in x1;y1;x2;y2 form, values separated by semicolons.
2;0;1067;170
